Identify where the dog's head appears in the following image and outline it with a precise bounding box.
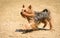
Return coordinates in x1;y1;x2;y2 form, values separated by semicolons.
20;5;32;18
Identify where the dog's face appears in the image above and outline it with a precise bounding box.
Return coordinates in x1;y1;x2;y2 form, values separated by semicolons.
20;5;32;18
21;5;32;14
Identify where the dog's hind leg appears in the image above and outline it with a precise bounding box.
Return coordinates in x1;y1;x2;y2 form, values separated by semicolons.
49;20;52;30
47;18;52;30
43;20;47;28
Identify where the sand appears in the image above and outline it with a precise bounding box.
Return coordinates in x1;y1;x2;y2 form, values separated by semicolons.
0;0;60;38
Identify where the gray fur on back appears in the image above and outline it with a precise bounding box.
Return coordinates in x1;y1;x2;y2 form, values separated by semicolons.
34;9;50;24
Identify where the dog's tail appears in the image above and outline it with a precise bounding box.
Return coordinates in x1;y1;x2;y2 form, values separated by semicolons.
42;9;51;18
43;9;48;12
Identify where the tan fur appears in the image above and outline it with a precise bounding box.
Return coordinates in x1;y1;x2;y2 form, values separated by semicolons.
20;5;52;30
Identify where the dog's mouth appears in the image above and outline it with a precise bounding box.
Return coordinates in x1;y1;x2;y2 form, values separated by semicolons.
24;10;26;12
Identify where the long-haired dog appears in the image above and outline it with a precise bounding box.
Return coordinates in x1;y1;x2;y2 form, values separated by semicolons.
20;5;52;30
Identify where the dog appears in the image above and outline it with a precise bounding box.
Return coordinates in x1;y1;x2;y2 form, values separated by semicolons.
20;5;52;30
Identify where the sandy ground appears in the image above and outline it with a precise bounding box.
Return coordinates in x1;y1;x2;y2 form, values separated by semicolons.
0;0;60;38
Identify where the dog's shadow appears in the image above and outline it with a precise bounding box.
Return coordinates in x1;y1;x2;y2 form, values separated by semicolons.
15;28;50;34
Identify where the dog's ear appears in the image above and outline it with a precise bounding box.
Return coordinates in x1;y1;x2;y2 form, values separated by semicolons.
22;5;25;8
28;5;32;9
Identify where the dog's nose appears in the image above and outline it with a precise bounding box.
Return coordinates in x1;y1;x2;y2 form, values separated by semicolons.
21;12;22;13
20;12;22;14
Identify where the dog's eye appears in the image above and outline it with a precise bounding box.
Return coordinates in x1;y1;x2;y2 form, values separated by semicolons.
24;10;26;12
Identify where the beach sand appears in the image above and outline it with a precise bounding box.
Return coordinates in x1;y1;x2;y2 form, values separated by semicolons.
0;0;60;38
